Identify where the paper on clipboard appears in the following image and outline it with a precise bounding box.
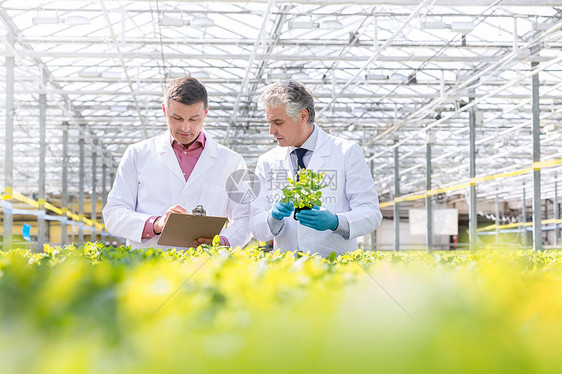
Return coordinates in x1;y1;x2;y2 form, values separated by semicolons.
157;212;228;248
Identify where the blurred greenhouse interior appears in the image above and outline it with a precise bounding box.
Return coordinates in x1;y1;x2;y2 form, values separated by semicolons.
1;0;562;251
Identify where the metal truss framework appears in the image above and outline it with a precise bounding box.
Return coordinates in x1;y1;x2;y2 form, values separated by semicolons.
1;0;562;224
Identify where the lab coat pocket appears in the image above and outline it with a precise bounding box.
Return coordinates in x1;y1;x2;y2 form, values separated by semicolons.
200;183;229;216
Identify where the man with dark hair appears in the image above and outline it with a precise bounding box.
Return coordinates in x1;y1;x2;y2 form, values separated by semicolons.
103;77;251;249
250;80;382;256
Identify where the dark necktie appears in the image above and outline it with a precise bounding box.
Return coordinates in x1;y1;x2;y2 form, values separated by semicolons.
293;148;307;180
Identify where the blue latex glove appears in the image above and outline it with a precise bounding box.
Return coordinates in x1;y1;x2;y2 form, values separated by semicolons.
295;206;339;231
271;201;294;220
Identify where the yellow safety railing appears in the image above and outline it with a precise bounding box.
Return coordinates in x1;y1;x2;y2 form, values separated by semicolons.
1;188;105;231
477;218;562;232
379;157;562;209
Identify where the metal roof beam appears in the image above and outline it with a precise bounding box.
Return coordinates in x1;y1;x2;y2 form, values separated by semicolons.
224;0;276;146
99;0;149;138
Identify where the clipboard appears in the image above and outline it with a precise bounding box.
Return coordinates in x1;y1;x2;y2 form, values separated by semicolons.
157;212;228;247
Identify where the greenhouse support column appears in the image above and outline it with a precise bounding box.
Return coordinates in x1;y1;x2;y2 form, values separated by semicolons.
109;171;115;244
61;122;69;245
101;159;107;242
555;181;559;247
426;139;433;253
393;143;400;252
495;193;500;246
79;126;85;243
531;59;542;252
91;145;97;242
110;172;115;192
3;30;15;250
522;187;527;247
468;88;477;253
37;69;47;250
370;159;376;251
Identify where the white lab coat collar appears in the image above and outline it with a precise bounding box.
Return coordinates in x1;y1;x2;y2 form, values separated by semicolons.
268;125;332;172
289;124;318;153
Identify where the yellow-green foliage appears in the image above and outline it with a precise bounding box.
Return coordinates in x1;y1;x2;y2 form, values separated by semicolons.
1;244;562;373
281;169;327;209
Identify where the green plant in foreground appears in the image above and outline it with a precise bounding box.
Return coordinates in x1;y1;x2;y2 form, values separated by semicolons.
2;245;562;373
280;169;327;209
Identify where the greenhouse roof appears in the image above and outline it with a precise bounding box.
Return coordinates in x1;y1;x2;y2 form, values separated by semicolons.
1;0;561;208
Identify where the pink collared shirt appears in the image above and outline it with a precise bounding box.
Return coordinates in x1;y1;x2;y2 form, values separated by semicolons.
171;131;206;181
141;132;229;246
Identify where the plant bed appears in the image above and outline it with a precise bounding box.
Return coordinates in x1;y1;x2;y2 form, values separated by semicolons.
2;243;562;373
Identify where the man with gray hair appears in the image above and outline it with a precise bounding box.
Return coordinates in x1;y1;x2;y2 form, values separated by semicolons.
250;80;382;256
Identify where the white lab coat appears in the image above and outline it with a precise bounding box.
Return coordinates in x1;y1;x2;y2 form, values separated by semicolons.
103;130;251;250
250;126;382;256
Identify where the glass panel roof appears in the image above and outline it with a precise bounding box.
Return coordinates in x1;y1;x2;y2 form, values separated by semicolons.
0;0;561;208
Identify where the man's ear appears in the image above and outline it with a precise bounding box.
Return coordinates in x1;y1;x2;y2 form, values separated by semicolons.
162;103;166;116
300;109;309;123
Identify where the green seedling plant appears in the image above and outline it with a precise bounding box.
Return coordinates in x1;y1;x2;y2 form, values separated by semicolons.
2;243;562;374
281;169;328;209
